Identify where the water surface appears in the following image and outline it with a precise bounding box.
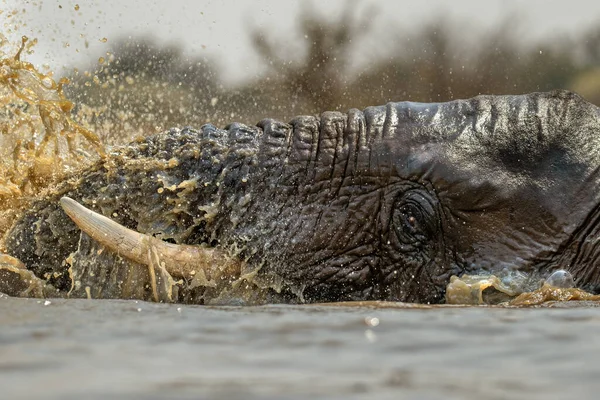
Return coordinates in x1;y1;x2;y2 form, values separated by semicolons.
1;295;599;399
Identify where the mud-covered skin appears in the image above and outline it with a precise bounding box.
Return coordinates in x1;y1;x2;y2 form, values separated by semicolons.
6;90;600;304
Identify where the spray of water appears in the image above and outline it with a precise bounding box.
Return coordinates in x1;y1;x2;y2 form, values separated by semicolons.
0;35;105;230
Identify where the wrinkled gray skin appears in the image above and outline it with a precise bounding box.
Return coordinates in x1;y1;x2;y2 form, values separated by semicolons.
5;90;600;304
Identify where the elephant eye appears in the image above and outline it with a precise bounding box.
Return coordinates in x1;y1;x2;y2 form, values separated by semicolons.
392;190;437;245
399;204;423;236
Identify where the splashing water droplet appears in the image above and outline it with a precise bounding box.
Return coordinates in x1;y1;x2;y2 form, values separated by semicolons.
545;270;574;288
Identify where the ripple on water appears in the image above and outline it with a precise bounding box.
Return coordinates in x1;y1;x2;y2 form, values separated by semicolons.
1;297;600;399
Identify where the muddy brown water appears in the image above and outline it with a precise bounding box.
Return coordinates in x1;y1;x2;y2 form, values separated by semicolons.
2;295;600;399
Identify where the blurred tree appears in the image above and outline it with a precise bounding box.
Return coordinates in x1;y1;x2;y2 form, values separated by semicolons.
65;9;600;145
248;0;375;113
579;26;600;65
348;18;579;106
568;26;600;104
66;38;220;143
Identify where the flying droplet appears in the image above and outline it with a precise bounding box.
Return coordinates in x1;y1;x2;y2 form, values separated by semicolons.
545;270;574;288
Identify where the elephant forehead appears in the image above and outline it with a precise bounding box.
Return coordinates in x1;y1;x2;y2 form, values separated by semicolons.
372;97;600;216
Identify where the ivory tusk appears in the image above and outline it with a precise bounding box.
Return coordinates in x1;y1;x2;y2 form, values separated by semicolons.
60;197;240;280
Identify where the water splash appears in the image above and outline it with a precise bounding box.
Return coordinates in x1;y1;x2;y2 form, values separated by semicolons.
0;35;104;218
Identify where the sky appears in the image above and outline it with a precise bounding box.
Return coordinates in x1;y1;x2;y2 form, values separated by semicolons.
3;0;600;84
